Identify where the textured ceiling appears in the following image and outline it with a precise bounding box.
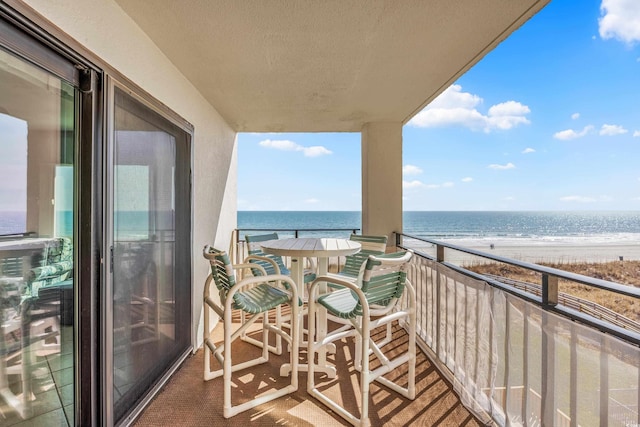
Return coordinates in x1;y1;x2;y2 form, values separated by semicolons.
115;0;549;132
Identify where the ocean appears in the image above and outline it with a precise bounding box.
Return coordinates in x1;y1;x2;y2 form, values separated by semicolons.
238;211;640;248
3;210;639;249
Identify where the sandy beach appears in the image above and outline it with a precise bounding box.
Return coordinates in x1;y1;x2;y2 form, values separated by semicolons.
405;242;640;266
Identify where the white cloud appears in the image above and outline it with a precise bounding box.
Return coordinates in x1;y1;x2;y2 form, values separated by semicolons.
305;198;319;204
407;85;531;132
599;0;640;44
599;124;628;136
571;113;580;120
403;180;424;190
258;139;332;157
402;164;423;175
259;139;297;150
303;146;333;156
560;195;597;203
633;130;640;137
403;180;455;190
461;177;473;182
553;125;594;140
488;162;516;170
522;147;536;154
504;196;516;201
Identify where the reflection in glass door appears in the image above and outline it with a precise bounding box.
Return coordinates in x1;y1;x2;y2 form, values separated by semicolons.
0;47;76;425
110;86;191;424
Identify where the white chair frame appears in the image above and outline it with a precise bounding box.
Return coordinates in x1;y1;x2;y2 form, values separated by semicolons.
307;253;417;427
203;248;299;418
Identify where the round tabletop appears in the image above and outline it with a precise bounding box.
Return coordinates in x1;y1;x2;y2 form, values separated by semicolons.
260;237;361;258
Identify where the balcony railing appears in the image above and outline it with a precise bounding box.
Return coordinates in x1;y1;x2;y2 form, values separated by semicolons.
228;228;639;426
396;232;640;427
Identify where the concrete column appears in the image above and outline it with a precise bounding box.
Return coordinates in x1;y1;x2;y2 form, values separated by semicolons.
361;122;403;250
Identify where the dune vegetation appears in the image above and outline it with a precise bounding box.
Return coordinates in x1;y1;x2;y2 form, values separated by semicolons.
467;260;640;321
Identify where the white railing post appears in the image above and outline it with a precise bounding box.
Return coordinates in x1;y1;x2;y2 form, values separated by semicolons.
600;335;609;426
435;244;444;359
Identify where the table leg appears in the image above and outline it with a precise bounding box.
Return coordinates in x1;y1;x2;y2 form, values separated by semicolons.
316;257;329;368
289;256;305;345
280;256;336;379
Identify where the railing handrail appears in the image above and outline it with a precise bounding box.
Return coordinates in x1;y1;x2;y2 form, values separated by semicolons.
237;227;360;232
235;227;361;239
397;232;640;299
397;231;640;346
484;274;640;334
0;231;37;240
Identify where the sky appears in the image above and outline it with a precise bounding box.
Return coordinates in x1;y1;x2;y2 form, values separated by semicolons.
238;0;640;212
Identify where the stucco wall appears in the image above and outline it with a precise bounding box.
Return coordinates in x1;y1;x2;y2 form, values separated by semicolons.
22;0;237;348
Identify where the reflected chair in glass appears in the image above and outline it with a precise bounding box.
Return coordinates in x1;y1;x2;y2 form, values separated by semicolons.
22;237;74;357
113;241;158;350
307;251;416;427
202;246;299;418
0;270;29;419
26;237;73;299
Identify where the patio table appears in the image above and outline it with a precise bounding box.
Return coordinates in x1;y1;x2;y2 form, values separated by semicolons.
260;237;361;377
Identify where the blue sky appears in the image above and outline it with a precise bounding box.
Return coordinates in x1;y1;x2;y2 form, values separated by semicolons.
238;0;640;211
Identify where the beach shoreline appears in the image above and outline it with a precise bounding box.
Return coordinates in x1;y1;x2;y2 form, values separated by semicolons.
405;243;640;266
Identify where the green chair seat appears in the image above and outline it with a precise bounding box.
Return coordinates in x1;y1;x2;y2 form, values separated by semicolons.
232;283;291;314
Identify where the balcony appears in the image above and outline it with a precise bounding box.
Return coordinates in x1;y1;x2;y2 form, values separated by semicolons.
3;1;637;425
133;231;639;426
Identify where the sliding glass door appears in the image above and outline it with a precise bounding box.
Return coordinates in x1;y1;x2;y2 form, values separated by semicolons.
107;84;191;425
0;34;78;426
1;8;193;425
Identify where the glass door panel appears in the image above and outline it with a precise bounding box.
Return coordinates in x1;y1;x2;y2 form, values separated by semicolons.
111;87;191;423
0;47;76;425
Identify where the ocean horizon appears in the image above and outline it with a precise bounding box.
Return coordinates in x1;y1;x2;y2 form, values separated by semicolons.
238;210;640;248
3;209;639;250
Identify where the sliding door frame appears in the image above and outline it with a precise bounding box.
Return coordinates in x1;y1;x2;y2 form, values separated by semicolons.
104;76;193;427
1;2;194;425
0;4;101;425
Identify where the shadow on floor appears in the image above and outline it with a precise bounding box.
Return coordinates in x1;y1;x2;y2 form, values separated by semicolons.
133;321;481;427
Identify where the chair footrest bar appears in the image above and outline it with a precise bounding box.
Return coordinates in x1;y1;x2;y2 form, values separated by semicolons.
369;354;410;382
314;329;356;349
240;335;280;355
374;375;413;399
224;385;298;419
309;388;366;427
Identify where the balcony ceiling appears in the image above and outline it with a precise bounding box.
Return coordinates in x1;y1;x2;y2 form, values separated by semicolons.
115;0;549;132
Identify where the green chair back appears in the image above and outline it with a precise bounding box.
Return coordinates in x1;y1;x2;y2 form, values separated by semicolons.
339;234;387;278
320;250;411;319
205;246;290;314
245;232;290;276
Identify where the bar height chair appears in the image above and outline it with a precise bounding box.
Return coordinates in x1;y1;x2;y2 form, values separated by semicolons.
202;246;299;418
307;250;416;427
331;234;388;281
